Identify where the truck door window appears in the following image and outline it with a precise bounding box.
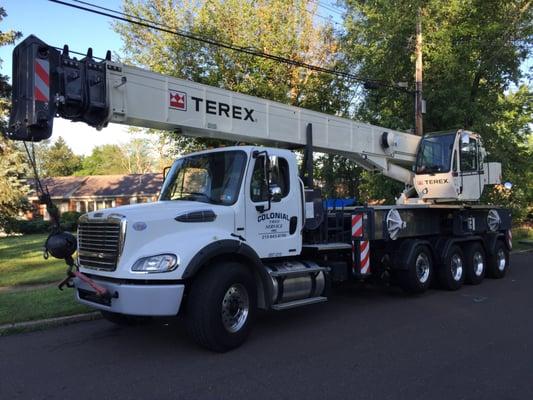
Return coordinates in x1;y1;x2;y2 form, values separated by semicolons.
250;155;290;202
250;156;269;202
460;137;478;172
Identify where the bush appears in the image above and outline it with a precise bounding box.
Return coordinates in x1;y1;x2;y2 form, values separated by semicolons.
4;218;51;235
60;211;82;232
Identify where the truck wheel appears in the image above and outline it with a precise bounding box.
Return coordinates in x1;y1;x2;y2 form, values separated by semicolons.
397;245;433;294
100;311;152;326
186;262;257;352
487;240;509;279
463;242;486;285
437;245;465;290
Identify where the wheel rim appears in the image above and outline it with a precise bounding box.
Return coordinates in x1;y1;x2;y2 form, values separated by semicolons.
221;283;249;333
415;253;430;284
473;252;484;277
451;254;463;281
497;249;506;272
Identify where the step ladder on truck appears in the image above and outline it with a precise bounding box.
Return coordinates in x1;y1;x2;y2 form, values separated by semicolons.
7;35;512;351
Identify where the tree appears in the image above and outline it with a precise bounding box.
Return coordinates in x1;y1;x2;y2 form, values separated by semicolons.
0;7;28;229
342;0;533;210
115;0;351;151
121;137;158;174
39;137;82;177
76;144;127;175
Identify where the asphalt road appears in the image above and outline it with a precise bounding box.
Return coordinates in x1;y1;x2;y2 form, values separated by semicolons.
1;252;532;400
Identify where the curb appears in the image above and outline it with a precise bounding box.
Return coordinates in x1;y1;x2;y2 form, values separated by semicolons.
0;312;101;336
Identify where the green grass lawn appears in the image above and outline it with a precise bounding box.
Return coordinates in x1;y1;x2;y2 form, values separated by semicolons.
0;233;69;287
513;226;533;252
0;286;91;326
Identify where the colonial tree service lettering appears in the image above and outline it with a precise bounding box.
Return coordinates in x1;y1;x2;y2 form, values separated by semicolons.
258;212;290;239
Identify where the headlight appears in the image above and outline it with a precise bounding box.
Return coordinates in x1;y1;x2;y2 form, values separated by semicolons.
131;254;178;273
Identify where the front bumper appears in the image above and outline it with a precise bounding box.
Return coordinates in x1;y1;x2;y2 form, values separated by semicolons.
74;277;185;316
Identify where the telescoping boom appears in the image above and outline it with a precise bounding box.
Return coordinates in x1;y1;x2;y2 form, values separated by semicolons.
9;35;419;184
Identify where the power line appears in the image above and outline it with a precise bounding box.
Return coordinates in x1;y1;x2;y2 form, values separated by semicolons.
48;0;394;88
305;8;341;25
309;0;344;17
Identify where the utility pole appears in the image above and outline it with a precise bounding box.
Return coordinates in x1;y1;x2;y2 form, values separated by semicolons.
415;7;423;136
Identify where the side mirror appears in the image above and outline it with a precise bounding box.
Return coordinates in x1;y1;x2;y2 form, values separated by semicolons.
270;185;282;202
460;131;470;144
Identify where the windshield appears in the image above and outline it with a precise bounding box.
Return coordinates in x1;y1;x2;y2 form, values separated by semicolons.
159;150;247;205
416;132;456;174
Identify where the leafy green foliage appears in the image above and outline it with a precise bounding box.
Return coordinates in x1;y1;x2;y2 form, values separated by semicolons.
76;144;126;175
0;7;29;229
342;0;533;210
37;137;83;177
115;0;351;151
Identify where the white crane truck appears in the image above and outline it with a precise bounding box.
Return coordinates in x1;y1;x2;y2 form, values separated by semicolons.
7;36;512;351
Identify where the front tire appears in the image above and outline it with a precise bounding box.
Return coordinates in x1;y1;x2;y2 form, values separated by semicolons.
186;262;257;352
487;240;509;279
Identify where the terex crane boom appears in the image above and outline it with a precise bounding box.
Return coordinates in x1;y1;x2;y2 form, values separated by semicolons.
7;36;512;352
9;36;501;203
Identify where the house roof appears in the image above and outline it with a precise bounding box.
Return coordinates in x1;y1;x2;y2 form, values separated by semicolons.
28;173;163;199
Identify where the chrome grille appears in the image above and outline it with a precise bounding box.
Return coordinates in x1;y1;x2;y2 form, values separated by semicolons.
78;219;124;270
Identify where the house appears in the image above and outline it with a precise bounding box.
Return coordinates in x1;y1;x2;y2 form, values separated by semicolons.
27;173;163;219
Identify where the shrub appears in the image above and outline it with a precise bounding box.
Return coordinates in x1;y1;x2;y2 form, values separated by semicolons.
4;218;51;235
60;211;82;231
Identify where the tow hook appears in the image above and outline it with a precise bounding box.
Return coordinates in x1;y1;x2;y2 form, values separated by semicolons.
58;270;118;301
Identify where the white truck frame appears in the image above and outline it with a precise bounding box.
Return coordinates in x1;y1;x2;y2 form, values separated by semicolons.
7;36;512;351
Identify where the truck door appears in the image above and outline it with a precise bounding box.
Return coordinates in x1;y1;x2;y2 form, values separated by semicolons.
244;149;302;258
458;135;483;200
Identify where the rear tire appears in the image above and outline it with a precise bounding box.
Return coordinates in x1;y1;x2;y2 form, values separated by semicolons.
463;242;486;285
437;245;465;290
487;240;509;279
100;311;152;326
186;262;257;352
397;244;433;294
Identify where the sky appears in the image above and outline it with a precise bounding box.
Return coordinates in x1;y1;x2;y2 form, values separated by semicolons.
0;0;132;155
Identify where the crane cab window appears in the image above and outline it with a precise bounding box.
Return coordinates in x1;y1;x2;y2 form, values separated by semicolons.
460;137;478;172
250;155;290;202
415;132;455;174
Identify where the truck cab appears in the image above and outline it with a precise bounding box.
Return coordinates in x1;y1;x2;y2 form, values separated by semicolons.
75;146;305;317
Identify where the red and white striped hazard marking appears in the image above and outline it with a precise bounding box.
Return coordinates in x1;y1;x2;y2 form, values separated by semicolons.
507;229;512;250
351;213;370;275
352;214;363;238
34;58;49;102
359;240;370;275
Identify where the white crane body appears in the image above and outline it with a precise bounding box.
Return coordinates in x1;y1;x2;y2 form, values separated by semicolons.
6;35;512;352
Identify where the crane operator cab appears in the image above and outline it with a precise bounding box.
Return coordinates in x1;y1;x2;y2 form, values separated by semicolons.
412;130;501;202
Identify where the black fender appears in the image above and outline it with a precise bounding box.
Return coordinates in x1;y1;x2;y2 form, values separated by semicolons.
182;240;273;309
485;232;506;255
392;239;433;270
433;236;484;266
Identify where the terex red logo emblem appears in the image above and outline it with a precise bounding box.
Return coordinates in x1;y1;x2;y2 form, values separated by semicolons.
169;90;187;110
